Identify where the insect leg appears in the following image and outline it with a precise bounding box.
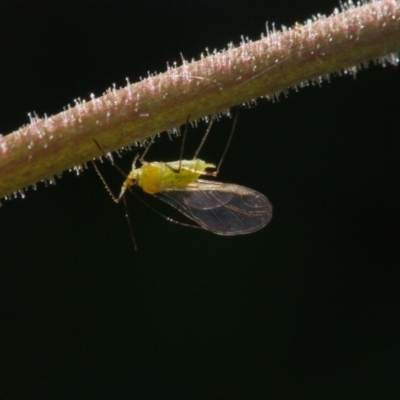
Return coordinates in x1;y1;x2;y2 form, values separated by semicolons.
138;137;156;164
178;116;191;172
92;138;128;179
192;116;215;160
214;109;239;176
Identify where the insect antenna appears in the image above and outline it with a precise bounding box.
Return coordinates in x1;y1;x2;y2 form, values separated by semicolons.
92;139;139;250
121;195;138;251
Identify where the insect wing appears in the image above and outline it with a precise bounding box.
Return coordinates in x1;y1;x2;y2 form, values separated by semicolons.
155;180;272;235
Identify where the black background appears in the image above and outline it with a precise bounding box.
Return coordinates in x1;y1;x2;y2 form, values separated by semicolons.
1;0;399;398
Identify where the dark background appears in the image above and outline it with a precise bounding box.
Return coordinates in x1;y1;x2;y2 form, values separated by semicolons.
1;0;399;398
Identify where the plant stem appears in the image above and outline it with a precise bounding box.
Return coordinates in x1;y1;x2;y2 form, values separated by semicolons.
0;0;399;200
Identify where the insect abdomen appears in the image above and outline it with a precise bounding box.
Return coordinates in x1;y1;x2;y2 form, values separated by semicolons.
138;160;215;194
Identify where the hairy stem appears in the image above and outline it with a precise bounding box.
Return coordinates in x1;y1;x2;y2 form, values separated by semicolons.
0;0;399;199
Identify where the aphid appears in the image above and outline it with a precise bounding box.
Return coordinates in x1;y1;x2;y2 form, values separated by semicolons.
93;112;272;238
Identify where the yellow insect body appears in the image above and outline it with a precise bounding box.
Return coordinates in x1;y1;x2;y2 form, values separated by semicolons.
116;156;272;236
93;116;272;238
119;159;215;197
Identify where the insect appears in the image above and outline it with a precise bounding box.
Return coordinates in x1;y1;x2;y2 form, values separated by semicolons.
93;112;272;239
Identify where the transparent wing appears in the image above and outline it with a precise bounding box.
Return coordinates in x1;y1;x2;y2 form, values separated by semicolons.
154;179;272;235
